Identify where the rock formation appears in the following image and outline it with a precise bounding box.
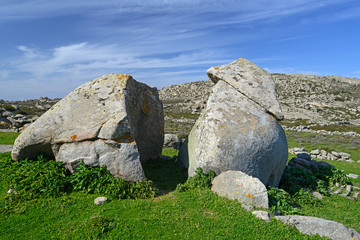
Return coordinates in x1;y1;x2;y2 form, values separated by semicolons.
12;74;164;182
178;58;288;187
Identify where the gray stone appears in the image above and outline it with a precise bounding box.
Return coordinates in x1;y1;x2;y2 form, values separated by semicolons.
163;134;182;149
12;74;164;182
0;144;13;153
206;58;284;120
94;197;108;205
275;215;360;240
252;210;271;222
339;152;350;159
311;191;323;200
347;174;359;179
341;185;352;197
2;111;14;117
211;170;269;208
331;151;340;158
296;153;312;161
13;114;24;119
0;117;11;129
179;81;288;187
310;149;320;155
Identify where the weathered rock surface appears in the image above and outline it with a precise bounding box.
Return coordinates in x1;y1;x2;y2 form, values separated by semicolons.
275;215;360;240
163;134;182;149
211;171;269;208
206;58;283;120
179;80;288;187
12;74;164;182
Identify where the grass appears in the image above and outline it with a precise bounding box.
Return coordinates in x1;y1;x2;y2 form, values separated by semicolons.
286;130;360;161
0;132;20;145
0;129;359;239
309;124;360;134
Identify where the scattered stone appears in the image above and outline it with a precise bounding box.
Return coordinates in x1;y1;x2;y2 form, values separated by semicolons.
341;185;352;197
211;170;269;208
163;134;182;149
252;210;271;222
310;149;320;155
94;197;108;205
275;215;360;240
311;191;323;200
332;185;345;195
12;74;164;182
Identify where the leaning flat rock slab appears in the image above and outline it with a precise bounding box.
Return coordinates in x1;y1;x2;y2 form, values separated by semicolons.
207;58;283;120
275;215;360;240
212;171;269;208
12;74;163;182
179;81;288;187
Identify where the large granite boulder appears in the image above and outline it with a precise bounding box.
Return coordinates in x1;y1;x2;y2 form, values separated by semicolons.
12;74;164;182
211;170;269;208
178;58;288;187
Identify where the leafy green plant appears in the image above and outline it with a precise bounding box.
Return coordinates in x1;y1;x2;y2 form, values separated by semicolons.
70;161;158;199
176;168;215;192
267;186;299;215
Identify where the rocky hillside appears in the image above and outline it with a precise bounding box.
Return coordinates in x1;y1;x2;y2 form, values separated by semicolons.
1;73;359;136
159;73;360;135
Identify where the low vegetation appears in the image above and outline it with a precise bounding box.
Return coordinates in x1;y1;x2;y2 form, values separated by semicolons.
0;130;359;238
0;132;20;145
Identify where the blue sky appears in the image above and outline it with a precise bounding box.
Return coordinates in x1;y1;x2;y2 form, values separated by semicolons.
1;0;360;100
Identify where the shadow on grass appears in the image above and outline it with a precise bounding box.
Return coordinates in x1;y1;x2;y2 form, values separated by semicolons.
142;157;187;195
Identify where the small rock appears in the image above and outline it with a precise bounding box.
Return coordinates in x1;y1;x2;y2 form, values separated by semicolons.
347;174;359;179
311;191;323;200
331;151;340;158
7;189;17;194
310;149;320;155
94;197;108;205
252;210;271;222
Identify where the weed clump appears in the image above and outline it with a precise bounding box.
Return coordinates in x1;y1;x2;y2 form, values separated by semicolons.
268;165;352;215
0;153;158;211
176;168;215;192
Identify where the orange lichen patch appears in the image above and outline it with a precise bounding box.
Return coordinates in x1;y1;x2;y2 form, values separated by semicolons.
214;66;219;70
70;135;78;141
119;92;123;98
22;126;27;131
114;134;136;144
236;185;239;187
142;94;150;116
116;74;130;81
233;191;236;194
247;193;254;198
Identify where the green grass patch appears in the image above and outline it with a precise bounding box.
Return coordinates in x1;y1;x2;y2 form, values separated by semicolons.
0;132;20;145
286;130;360;161
309;124;360;134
